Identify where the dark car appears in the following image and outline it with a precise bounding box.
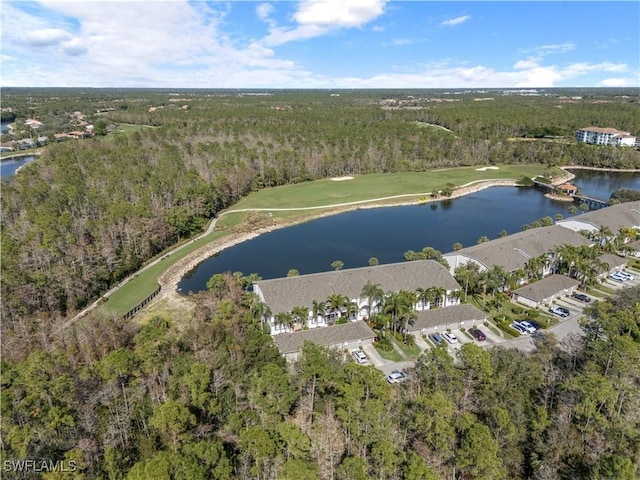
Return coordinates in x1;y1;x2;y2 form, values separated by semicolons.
468;327;486;341
572;292;591;303
428;333;445;345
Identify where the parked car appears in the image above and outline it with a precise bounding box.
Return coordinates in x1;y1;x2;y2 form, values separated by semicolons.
609;273;626;282
549;306;570;318
428;333;445;346
442;332;458;344
618;271;634;281
468;327;486;341
387;370;409;384
526;319;542;330
510;322;528;335
519;320;537;333
351;349;368;364
572;292;591;303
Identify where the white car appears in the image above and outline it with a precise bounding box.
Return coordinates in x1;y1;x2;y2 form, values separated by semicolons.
609;273;626;282
511;322;528;335
519;320;537;333
618;271;634;281
387;370;409;384
351;349;368;364
442;332;458;344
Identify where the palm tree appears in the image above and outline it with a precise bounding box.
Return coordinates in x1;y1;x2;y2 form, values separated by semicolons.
331;260;344;271
384;290;415;336
244;292;270;329
274;312;294;333
311;300;326;327
346;300;359;321
508;268;526;290
326;293;348;325
525;254;546;280
597;225;614;251
415;286;436;311
619;226;637;245
432;286;447;307
360;281;384;318
291;306;309;330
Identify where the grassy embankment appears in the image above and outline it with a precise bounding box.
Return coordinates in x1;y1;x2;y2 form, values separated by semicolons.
105;164;547;317
216;165;546;227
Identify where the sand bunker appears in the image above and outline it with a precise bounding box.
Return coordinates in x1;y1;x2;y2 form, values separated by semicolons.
475;166;500;171
331;176;354;181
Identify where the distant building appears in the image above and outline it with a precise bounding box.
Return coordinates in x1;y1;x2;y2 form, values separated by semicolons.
557;183;577;196
576;127;636;147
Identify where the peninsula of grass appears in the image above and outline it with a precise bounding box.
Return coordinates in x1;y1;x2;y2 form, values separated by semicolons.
103;230;228;317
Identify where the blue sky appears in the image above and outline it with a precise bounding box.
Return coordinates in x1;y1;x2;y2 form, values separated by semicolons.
2;1;639;88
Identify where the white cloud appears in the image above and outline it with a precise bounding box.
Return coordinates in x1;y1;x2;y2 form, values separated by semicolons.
294;0;387;27
522;42;574;57
441;15;470;27
23;28;71;47
599;77;633;87
513;59;539;70
256;3;274;21
388;38;413;46
256;2;277;29
262;0;388;46
60;38;88;56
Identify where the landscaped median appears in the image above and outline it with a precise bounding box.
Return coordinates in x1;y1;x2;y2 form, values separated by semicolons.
100;165;549;320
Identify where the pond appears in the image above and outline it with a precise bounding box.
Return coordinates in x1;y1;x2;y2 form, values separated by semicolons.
178;170;640;294
1;155;37;178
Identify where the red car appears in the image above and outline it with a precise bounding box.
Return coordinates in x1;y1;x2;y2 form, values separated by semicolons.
469;327;486;341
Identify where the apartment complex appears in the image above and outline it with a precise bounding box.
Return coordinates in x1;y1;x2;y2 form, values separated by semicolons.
575;127;637;147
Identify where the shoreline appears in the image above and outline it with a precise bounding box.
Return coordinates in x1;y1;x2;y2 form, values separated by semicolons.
152;165;636;309
157;178;522;301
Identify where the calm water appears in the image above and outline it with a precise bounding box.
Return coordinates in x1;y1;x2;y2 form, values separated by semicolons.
1;155;36;177
1;122;10;133
178;170;640;294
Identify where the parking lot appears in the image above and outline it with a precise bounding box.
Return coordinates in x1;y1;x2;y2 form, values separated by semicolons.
360;266;640;376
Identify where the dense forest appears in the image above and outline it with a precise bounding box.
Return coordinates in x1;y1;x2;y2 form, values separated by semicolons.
1;89;640;478
1;273;639;479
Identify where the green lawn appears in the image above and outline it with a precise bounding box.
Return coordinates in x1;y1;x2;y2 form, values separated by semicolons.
103;230;227;317
223;165;546;212
392;337;422;358
373;343;404;362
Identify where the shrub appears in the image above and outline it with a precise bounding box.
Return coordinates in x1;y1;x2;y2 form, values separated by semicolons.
511;306;523;315
403;334;416;347
525;309;540;318
335;317;348;325
375;337;394;351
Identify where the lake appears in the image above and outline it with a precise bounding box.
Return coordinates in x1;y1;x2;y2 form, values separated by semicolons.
177;170;639;294
1;155;36;177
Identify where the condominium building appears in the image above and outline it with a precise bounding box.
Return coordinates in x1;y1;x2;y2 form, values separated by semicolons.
576;127;636;147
